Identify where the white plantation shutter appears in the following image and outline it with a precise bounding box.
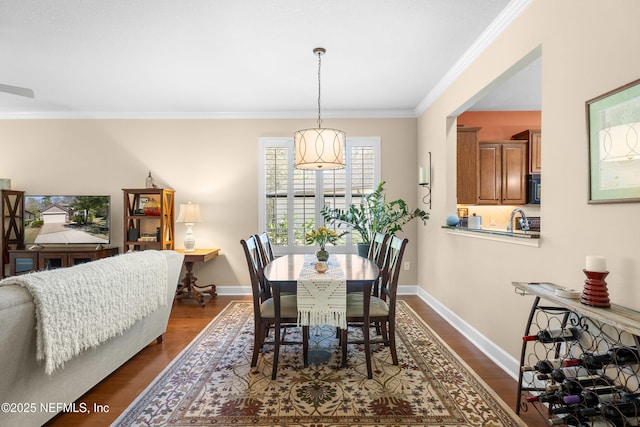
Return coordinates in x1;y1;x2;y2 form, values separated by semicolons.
259;137;380;254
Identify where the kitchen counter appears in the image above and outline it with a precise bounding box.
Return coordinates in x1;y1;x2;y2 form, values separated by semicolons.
441;225;540;239
442;225;540;247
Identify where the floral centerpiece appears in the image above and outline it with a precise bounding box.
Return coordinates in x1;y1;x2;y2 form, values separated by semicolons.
305;225;343;262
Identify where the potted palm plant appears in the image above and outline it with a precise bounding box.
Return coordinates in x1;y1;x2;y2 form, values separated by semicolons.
320;181;429;256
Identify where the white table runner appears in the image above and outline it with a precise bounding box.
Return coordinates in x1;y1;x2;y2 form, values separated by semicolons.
297;254;347;329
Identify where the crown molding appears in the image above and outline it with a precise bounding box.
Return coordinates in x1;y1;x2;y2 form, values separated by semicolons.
0;109;417;120
414;0;533;116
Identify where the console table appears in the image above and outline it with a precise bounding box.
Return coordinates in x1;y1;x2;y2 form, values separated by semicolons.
512;281;640;426
174;248;219;306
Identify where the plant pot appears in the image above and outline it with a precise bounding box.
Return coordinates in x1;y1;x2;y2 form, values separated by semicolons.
357;243;370;258
316;249;329;262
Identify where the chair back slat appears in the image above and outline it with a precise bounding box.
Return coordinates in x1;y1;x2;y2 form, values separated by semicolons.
255;232;275;268
240;236;270;307
367;232;389;269
380;236;408;302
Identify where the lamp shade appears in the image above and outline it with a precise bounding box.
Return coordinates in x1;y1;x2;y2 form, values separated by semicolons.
294;127;345;170
176;202;201;223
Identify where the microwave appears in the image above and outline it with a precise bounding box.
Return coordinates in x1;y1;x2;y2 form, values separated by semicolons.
528;175;541;204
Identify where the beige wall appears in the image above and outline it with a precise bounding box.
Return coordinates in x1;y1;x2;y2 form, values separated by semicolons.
417;0;640;371
0;118;418;288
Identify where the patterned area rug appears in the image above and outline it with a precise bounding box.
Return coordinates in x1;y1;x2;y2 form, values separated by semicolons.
113;301;525;426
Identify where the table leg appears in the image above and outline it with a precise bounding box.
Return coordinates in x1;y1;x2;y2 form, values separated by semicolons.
175;261;216;306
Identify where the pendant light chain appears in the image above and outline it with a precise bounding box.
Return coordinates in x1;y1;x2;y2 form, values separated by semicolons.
293;46;345;170
317;49;323;129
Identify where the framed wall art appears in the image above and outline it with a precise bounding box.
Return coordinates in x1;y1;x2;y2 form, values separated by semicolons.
587;79;640;203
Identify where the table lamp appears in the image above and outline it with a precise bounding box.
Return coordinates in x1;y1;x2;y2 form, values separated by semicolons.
177;202;202;252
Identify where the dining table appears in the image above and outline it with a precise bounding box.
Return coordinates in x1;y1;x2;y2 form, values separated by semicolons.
263;253;379;294
263;253;380;369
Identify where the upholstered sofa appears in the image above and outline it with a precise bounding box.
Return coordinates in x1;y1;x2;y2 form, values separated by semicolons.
0;249;184;427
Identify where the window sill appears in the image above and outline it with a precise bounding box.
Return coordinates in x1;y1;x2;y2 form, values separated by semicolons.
442;226;540;247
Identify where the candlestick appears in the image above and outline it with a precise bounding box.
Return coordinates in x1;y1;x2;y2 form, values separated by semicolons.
586;255;607;273
580;269;610;308
419;166;429;185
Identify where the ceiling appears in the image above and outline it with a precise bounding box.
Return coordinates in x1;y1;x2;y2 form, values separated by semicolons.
0;0;539;118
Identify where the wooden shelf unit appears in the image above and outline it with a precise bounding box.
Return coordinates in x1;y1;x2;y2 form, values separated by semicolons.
2;190;25;278
123;188;175;252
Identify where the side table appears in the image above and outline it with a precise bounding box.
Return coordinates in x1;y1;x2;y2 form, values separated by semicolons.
174;248;220;306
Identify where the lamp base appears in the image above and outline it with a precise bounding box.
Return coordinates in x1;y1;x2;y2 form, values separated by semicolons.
183;223;196;253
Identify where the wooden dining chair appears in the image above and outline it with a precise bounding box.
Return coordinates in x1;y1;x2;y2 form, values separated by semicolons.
254;232;275;300
255;232;275;266
367;232;389;297
341;235;408;379
240;236;309;380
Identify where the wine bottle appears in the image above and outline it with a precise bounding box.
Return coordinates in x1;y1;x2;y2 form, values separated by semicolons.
522;358;564;373
609;346;640;365
601;400;640;418
547;414;592;426
537;366;591;383
525;391;565;404
523;327;580;343
545;375;613;394
579;402;633;422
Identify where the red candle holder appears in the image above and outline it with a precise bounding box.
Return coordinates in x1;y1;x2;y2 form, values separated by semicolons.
580;269;610;308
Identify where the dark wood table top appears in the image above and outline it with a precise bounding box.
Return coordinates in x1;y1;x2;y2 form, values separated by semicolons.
264;253;379;285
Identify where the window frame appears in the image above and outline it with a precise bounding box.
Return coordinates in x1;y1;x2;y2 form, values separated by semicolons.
258;136;381;255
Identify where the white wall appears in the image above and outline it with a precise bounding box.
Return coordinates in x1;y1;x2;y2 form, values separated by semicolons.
0;118;419;288
417;0;640;372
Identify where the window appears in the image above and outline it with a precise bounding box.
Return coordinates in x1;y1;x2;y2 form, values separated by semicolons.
259;137;380;254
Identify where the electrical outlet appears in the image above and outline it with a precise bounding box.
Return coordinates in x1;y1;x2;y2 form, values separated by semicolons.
403;261;410;270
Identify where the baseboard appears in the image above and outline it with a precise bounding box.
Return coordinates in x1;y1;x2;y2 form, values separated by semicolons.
415;287;521;381
215;286;252;296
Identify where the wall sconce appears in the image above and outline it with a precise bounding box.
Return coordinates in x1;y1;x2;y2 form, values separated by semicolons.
419;152;431;209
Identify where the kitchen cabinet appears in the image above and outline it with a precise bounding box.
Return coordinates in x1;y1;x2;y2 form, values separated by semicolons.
477;140;527;205
456;126;481;204
512;129;541;174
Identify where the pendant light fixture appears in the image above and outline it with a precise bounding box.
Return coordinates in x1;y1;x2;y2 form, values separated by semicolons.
294;47;345;170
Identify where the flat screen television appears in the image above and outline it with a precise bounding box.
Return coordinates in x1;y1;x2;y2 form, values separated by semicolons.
24;195;111;246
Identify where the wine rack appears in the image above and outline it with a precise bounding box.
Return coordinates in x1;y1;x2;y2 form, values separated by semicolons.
513;282;640;426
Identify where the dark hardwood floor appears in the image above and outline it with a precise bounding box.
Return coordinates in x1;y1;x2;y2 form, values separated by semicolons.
45;295;546;426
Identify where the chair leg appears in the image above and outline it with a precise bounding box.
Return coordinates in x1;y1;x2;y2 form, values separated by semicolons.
251;321;263;367
271;321;280;380
380;321;389;343
302;326;309;368
389;319;398;365
363;321;372;379
341;328;348;368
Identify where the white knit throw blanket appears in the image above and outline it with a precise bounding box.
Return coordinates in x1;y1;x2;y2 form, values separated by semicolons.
0;250;168;375
297;254;347;329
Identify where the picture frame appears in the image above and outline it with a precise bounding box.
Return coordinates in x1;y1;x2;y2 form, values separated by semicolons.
586;79;640;203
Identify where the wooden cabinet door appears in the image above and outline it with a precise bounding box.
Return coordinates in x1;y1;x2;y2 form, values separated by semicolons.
477;143;501;205
512;129;541;174
38;253;69;270
501;142;528;205
529;131;541;174
456;127;481;204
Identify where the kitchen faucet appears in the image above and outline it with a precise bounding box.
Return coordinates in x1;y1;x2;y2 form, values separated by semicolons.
507;208;530;232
